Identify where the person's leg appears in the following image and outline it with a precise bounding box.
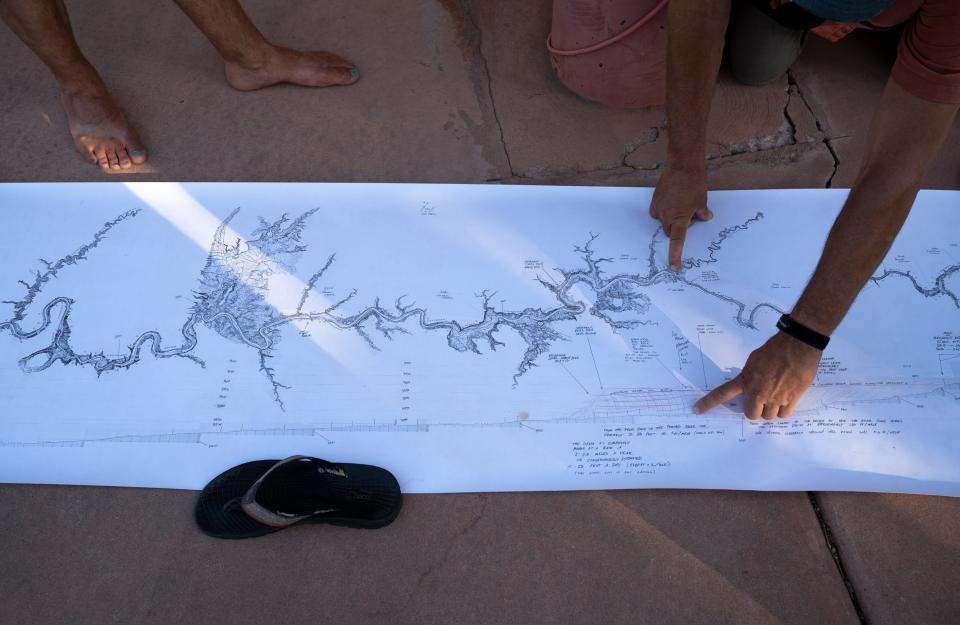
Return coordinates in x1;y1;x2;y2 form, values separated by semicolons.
727;0;808;86
171;0;359;91
0;0;146;169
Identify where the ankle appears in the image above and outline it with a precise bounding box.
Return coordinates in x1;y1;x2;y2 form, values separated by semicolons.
55;63;107;98
223;43;278;72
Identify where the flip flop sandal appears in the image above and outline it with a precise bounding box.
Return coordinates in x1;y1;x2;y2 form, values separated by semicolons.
195;455;402;539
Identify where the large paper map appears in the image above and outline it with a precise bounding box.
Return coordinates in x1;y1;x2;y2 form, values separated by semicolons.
1;183;958;495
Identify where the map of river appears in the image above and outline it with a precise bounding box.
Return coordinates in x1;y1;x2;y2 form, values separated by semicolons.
1;183;958;495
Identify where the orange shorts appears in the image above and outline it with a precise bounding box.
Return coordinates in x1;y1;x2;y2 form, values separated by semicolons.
811;0;960;104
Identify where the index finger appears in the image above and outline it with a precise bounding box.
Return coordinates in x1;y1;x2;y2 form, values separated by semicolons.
667;219;688;271
694;377;743;414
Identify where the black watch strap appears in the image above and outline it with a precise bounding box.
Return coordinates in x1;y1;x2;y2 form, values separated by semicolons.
776;314;830;350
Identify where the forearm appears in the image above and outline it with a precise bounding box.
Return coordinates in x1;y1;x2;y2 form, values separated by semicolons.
791;79;958;335
665;0;731;170
790;176;916;335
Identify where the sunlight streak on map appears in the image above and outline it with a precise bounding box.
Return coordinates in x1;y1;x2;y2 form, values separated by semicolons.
123;182;361;367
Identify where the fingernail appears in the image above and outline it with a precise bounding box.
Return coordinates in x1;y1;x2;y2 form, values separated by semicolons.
349;68;359;77
705;208;714;220
692;406;701;415
670;263;680;272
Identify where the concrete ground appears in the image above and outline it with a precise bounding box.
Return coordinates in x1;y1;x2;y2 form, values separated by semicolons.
1;1;958;624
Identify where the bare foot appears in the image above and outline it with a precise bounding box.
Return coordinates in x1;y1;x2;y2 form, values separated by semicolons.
61;80;147;171
224;46;359;92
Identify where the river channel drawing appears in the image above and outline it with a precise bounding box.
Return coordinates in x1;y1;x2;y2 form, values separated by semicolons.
3;206;958;410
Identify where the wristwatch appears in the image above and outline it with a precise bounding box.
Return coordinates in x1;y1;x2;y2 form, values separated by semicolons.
776;314;830;351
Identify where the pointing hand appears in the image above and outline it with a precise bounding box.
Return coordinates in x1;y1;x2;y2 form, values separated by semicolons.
649;166;713;271
694;331;822;419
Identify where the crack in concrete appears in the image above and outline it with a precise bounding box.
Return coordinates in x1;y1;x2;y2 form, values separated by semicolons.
807;492;871;625
507;125;663;181
620;85;807;175
822;137;841;188
787;70;826;133
714;121;797;158
705;138;821;166
787;70;841;187
783;86;799;143
712;129;797;158
502;71;845;184
620;124;665;170
461;0;515;177
395;495;489;610
705;83;801;160
505;135;837;185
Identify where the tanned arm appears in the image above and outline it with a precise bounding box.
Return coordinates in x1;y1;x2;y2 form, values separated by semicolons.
696;78;959;419
791;80;958;334
650;0;732;270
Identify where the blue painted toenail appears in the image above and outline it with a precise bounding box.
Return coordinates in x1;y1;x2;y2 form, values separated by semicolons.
349;68;358;77
131;149;144;157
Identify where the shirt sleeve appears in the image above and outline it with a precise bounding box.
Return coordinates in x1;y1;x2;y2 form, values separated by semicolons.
891;0;960;104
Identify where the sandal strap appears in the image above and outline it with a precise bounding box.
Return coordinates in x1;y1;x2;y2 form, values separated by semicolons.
240;456;344;528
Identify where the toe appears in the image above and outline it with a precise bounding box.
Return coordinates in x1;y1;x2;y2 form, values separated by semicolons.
323;53;359;85
95;146;110;170
107;147;120;170
128;143;147;165
123;126;147;164
118;146;132;169
300;50;359;86
341;66;360;85
312;61;358;87
75;136;98;164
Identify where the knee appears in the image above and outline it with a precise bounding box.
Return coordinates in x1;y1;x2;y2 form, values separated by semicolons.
726;0;805;86
729;50;791;86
